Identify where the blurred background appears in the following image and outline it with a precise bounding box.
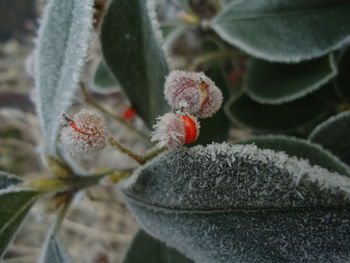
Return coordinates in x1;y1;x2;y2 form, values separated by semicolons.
0;0;139;262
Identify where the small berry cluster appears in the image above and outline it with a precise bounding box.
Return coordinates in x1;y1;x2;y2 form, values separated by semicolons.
151;70;223;148
60;70;222;156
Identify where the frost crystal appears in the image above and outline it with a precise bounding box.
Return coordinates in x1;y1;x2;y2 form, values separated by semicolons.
151;112;200;148
60;109;108;155
164;70;223;118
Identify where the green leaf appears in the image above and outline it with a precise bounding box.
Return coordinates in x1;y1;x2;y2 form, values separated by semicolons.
246;56;337;104
39;227;72;263
211;0;350;62
334;48;350;102
224;93;328;132
121;143;350;263
123;230;194;263
0;172;41;258
35;0;94;155
101;0;170;128
160;24;186;50
192;62;230;146
309;110;350;166
236;135;350;176
91;60;121;94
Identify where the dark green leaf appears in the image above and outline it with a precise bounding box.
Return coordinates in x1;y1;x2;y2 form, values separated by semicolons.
224;93;328;132
39;227;72;263
236;135;350;176
309;110;350;166
121;143;350;263
91;60;120;94
334;48;350;102
160;24;186;49
101;0;170;128
246;56;337;104
211;0;350;62
0;172;41;258
192;63;230;146
35;0;94;155
123;230;194;263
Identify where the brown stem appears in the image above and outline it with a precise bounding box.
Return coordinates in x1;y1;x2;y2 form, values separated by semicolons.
109;137;166;164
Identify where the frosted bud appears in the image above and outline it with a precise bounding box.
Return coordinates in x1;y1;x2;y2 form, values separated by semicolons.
164;70;223;118
60;109;108;155
151;112;200;148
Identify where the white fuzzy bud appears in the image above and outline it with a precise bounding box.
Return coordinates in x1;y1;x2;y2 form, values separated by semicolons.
60;109;108;155
164;70;223;118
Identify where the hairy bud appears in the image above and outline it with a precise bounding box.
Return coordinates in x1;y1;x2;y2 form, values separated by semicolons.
164;70;223;118
60;109;108;155
151;112;200;148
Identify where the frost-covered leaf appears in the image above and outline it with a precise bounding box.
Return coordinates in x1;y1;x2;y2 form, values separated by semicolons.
0;172;41;258
334;48;350;102
192;63;230;145
123;230;194;263
211;0;350;62
246;56;337;104
120;143;350;263
225;93;327;132
236;135;350;176
39;227;72;263
101;0;169;128
309;111;350;166
34;0;94;155
91;60;121;94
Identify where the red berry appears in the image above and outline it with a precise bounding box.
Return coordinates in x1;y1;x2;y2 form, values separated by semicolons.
181;115;197;143
123;107;136;120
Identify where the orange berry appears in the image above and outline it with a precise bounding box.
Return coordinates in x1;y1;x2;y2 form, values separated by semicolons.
181;115;197;143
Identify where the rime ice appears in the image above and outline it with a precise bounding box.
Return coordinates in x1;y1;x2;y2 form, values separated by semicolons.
164;70;223;118
151;112;200;148
60;109;108;155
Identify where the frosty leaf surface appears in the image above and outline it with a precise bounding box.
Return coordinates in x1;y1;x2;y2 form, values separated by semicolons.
211;0;350;62
101;0;169;128
225;93;327;132
120;143;350;263
39;227;72;263
245;56;337;104
35;0;94;155
123;230;194;263
334;48;350;102
237;135;350;176
0;172;41;258
309;110;350;166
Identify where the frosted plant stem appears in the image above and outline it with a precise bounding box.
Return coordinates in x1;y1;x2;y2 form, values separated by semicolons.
109;137;166;164
188;50;245;71
80;83;153;145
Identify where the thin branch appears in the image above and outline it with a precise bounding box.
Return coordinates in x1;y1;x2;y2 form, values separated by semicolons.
109;137;166;165
80;83;152;144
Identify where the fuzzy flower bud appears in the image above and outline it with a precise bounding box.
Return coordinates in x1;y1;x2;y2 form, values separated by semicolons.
60;109;108;155
151;112;200;148
164;70;223;118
